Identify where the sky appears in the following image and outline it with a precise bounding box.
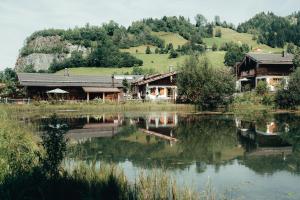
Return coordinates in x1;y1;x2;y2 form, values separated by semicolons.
0;0;300;70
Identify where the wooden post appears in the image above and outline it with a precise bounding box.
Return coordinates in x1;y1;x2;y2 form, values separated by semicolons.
102;92;105;103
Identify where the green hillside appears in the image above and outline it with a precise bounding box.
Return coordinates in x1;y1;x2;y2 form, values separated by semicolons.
151;32;188;48
203;27;282;53
56;27;281;75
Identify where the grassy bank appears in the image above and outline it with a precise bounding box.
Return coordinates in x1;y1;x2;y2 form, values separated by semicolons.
0;102;195;117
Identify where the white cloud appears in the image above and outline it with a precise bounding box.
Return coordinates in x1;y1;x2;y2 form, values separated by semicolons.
0;0;299;70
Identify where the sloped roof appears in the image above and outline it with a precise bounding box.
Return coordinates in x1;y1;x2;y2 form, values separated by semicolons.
82;87;121;93
246;53;294;64
133;71;177;86
17;73;123;87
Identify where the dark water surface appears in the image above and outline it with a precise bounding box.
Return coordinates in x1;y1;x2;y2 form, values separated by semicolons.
33;112;300;200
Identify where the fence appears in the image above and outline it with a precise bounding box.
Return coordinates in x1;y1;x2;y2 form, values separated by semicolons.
0;98;31;104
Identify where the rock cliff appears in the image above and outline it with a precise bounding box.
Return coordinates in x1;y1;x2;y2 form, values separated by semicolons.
15;35;91;72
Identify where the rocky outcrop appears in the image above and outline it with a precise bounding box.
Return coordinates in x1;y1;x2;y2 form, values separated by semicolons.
15;53;66;72
15;36;91;72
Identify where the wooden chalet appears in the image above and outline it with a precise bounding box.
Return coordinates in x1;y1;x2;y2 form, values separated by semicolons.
17;73;141;102
131;71;178;101
236;52;294;92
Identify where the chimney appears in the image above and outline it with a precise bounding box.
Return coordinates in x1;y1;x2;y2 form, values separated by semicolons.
112;74;115;88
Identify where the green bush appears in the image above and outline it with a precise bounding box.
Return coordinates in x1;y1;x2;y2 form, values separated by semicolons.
275;68;300;109
262;94;274;106
256;80;268;95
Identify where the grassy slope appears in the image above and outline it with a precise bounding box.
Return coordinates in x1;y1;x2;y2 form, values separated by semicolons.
151;31;188;47
203;27;283;53
56;28;280;75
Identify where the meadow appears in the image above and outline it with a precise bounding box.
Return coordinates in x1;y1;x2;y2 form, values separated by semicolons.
55;27;279;75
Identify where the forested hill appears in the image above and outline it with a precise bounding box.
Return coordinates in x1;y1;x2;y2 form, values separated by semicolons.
15;16;213;72
237;12;300;48
15;12;298;74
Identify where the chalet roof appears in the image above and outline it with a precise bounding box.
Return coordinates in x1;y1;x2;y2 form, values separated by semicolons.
246;53;294;65
82;87;121;93
133;71;177;86
17;73;123;88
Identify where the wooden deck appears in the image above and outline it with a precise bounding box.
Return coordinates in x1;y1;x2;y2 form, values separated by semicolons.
139;128;178;142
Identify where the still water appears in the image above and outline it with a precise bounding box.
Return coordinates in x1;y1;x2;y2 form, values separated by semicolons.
34;112;300;200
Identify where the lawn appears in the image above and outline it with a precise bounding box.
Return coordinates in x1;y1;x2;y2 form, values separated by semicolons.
56;52;224;75
151;31;188;48
56;54;189;75
203;27;283;53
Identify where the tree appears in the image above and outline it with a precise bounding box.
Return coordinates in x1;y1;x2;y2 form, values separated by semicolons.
212;43;218;51
169;49;179;59
224;43;249;66
0;68;25;98
293;48;300;69
0;68;17;83
214;16;221;26
22;64;36;73
215;28;222;37
145;46;151;54
256;80;268;95
195;14;207;27
177;55;235;110
275;68;300;109
287;43;295;54
122;79;129;93
41;114;68;178
155;48;159;54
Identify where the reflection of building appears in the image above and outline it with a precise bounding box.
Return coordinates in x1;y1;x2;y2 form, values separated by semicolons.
236;118;292;157
66;114;123;143
132;112;178;141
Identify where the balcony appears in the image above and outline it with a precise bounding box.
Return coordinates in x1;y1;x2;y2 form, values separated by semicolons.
240;69;256;78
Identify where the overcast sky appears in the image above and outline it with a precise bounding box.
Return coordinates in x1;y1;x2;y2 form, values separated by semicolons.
0;0;299;70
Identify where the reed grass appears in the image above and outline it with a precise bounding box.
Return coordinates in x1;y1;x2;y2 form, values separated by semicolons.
0;101;195;117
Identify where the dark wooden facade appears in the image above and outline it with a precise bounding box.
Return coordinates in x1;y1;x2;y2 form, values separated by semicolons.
236;53;294;91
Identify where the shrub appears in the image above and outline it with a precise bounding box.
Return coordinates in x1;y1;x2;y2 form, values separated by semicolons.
262;94;274;106
168;49;179;59
215;28;222;37
275;89;296;109
145;46;151;54
212;43;218;51
256;80;268;95
275;68;300;109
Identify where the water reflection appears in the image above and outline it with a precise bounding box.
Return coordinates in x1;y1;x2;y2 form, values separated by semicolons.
35;113;300;174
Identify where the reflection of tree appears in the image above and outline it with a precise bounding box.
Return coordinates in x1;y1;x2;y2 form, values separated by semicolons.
175;116;239;165
239;155;300;175
41;114;69;178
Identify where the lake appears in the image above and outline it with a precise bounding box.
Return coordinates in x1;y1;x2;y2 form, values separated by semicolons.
32;112;300;200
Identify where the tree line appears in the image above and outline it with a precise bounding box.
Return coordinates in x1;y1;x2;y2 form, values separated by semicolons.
237;12;300;48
